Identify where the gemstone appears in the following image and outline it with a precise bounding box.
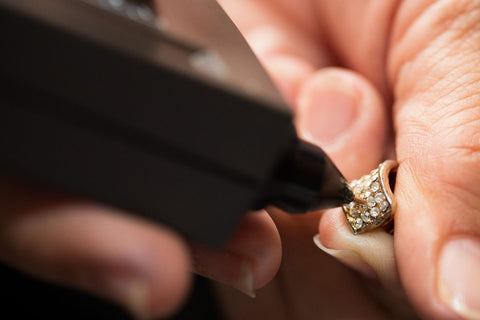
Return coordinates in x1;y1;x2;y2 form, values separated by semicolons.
348;202;355;209
354;218;363;229
375;193;384;203
365;179;372;187
380;201;389;212
370;207;380;218
350;208;360;217
367;196;376;207
353;185;362;194
371;174;378;181
361;211;372;223
364;190;372;198
371;182;380;192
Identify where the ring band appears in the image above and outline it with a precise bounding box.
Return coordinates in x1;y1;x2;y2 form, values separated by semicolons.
342;160;398;234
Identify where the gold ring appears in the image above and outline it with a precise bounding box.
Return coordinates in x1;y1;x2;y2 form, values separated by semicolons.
342;160;398;234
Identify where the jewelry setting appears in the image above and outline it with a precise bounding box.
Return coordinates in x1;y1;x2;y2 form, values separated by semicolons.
342;160;398;234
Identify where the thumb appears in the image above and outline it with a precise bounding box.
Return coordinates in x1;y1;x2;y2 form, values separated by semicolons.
389;1;480;319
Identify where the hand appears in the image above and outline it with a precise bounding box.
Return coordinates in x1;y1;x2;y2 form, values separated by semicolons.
215;0;480;319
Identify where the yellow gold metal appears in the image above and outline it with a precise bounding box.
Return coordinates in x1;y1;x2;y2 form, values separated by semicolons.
353;196;367;205
342;160;398;234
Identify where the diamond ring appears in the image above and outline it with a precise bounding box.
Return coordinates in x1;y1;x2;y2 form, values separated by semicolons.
342;160;398;234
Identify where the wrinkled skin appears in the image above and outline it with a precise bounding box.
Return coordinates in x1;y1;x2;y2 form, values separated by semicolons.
214;1;480;319
1;1;479;319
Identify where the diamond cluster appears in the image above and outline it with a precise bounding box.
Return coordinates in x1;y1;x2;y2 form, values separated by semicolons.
343;167;392;234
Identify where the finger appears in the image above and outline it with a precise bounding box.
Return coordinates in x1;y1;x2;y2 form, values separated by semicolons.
296;67;387;178
261;54;316;108
0;181;190;319
218;0;330;66
299;68;413;315
217;0;331;105
261;68;392;319
312;0;400;98
388;1;480;319
298;68;395;283
190;210;281;297
316;210;397;287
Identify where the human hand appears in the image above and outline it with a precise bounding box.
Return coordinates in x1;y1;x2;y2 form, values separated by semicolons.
216;0;480;319
0;176;283;319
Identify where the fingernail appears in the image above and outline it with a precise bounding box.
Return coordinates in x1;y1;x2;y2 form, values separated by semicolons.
438;236;480;320
235;260;256;298
125;282;150;320
191;247;256;298
299;81;358;147
104;277;150;320
313;234;376;279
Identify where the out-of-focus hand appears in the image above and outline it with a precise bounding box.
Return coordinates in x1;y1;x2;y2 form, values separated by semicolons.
0;176;283;319
215;1;480;319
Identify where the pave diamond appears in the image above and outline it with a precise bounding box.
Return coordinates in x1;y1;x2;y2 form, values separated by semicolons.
351;208;360;217
370;207;380;218
354;218;363;229
353;185;362;194
371;182;380;192
342;161;397;234
367;196;376;208
375;193;384;203
380;201;389;212
361;211;372;223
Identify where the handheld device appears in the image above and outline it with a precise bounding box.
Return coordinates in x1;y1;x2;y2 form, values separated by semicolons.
0;0;353;246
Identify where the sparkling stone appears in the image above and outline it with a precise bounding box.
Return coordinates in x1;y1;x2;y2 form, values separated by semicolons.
367;196;376;208
350;208;360;218
375;193;384;203
370;207;380;218
364;179;372;187
354;218;363;229
380;201;389;212
361;211;372;223
371;182;380;192
371;174;379;181
353;185;362;194
364;190;372;198
348;202;355;210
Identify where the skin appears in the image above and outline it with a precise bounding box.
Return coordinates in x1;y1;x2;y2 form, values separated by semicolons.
1;0;479;319
216;0;480;319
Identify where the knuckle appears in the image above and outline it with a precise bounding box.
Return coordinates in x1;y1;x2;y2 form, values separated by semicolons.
398;103;480;211
390;0;480;98
424;131;480;214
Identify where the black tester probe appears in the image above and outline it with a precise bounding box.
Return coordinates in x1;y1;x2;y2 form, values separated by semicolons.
0;0;354;246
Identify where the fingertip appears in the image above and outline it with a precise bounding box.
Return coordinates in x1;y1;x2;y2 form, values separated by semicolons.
296;68;387;178
317;209;399;288
145;229;192;318
226;210;282;289
261;53;315;108
0;202;192;319
190;211;281;297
